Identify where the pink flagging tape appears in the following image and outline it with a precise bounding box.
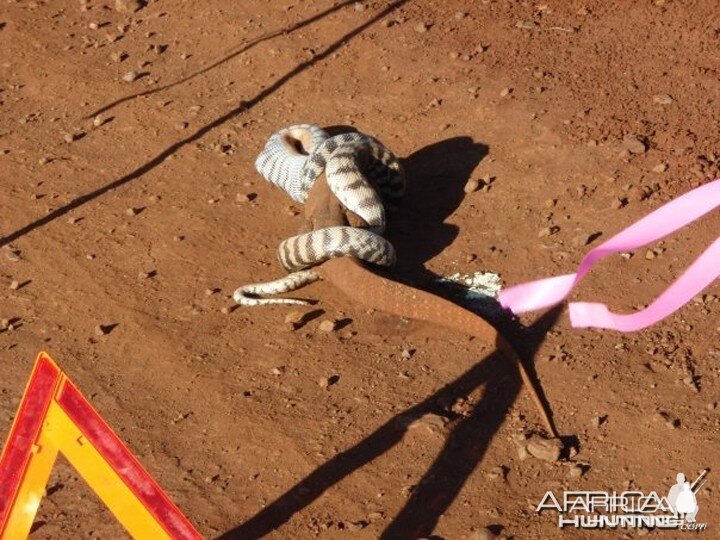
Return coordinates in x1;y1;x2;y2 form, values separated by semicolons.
499;179;720;331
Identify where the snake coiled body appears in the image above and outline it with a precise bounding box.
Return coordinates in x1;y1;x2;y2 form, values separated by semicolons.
234;124;404;305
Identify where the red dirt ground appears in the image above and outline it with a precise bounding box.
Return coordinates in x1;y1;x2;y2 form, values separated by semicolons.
1;1;719;538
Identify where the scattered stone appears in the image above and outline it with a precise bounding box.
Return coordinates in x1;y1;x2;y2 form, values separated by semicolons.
645;249;657;260
122;70;140;83
354;2;365;12
125;207;139;216
270;367;283;376
621;134;647;154
590;415;607;428
9;280;19;290
627;185;648;202
526;435;563;462
88;22;99;30
652;162;668;173
707;402;717;411
137;271;152;279
538;226;557;238
220;306;231;315
283;310;304;331
94;324;109;336
92;115;105;127
611;198;625;210
236;193;256;203
464;178;480;193
653;94;673;105
567;464;584;478
484;466;506;481
401;348;414;360
63;131;83;143
5;251;21;262
500;87;512;97
318;319;337;332
115;0;144;13
468;527;497;540
572;233;595;247
408;413;449;433
414;22;429;33
516;441;530;461
110;51;127;62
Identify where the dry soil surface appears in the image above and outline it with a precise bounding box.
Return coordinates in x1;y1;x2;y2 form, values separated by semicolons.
1;0;719;539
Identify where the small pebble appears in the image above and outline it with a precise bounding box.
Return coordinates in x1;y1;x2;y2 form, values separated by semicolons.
318;319;337;332
354;2;365;12
126;207;139;216
628;185;648;202
9;280;19;290
652;162;668;173
63;132;82;143
468;528;497;540
500;87;512;97
236;193;256;203
526;435;563;462
653;94;673;105
94;324;108;337
464;178;480;194
414;22;429;33
0;318;9;330
621;134;647;154
115;0;144;13
572;233;594;247
284;311;304;325
538;226;555;238
122;70;139;83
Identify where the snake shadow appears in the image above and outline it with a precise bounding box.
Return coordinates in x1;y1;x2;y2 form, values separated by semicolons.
390;136;487;282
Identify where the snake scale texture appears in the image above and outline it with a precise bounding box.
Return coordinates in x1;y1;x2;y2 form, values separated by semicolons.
234;124;405;305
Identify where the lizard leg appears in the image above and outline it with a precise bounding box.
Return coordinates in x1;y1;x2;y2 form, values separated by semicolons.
233;270;320;306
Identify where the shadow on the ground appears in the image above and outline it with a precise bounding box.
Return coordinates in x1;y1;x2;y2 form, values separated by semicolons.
0;0;410;248
219;305;562;539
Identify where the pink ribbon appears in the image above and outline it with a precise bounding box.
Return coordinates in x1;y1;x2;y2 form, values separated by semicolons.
499;179;720;331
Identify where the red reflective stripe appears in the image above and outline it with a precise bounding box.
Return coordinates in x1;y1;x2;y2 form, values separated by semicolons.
0;355;60;528
56;381;201;540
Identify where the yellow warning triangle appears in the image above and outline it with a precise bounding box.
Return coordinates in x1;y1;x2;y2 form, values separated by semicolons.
0;352;201;539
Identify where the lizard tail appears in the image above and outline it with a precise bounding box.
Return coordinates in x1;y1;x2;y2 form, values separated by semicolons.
318;257;558;438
